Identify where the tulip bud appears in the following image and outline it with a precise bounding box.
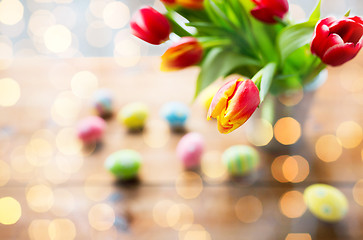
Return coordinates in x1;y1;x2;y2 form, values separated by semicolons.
250;0;289;24
311;16;363;66
178;0;204;9
208;78;260;134
161;0;177;5
130;6;171;45
161;37;203;71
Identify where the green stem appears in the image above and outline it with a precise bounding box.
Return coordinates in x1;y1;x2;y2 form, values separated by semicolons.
199;38;232;49
303;61;326;85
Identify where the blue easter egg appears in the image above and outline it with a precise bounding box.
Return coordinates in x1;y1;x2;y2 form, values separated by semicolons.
160;102;189;128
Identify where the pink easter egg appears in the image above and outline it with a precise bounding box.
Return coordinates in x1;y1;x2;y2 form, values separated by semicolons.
176;132;204;169
77;116;106;143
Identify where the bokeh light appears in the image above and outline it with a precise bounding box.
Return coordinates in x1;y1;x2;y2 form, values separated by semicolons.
235;195;263;223
0;160;11;187
71;71;98;99
28;219;51;240
84;174;113;202
315;135;342;162
44;25;72;53
48;218;77;240
102;1;130;29
26;184;54;213
86;21;113;48
0;0;24;25
0;78;20;106
114;39;141;67
201;151;227;183
336;121;363;149
282;155;309;183
28;10;56;37
278;89;304;106
143;120;170;148
353;179;363;206
55;128;82;155
89;0;113;19
279;191;306;218
285;233;312;240
274;117;301;145
178;224;212;240
246;118;273;146
167;203;194;231
53;6;77;30
51;189;75;217
0;197;22;225
153;199;175;227
25;138;53;167
88;203;115;231
271;155;289;183
175;172;203;199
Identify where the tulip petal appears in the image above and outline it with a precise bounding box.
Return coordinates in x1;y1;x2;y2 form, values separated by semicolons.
251;6;277;24
311;17;335;55
208;79;239;120
322;42;361;66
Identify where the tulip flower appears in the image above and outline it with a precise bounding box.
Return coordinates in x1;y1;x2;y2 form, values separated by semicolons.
208;78;260;134
250;0;289;24
178;0;204;10
311;16;363;66
161;37;203;71
161;0;177;4
130;6;171;45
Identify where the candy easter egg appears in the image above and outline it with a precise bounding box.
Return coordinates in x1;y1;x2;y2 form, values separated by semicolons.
176;132;204;169
105;150;142;180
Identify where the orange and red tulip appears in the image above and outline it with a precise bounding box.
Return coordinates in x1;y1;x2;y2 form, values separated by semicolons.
161;37;203;71
178;0;204;10
208;78;260;134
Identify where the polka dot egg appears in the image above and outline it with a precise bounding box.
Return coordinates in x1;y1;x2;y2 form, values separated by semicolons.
222;145;260;177
105;150;142;180
304;184;348;222
118;102;149;130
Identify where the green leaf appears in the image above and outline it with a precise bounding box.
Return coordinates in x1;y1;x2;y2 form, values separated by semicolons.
165;12;192;37
277;21;317;63
194;48;260;98
251;63;277;102
308;0;322;21
344;9;351;17
204;0;235;30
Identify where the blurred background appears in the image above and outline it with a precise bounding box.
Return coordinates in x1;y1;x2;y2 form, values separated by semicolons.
1;0;363;240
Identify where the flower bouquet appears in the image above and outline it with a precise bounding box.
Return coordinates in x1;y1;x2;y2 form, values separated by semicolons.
130;0;363;134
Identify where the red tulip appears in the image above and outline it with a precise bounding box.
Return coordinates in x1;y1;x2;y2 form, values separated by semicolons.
208;78;260;134
250;0;289;24
160;37;203;71
178;0;204;10
130;7;171;45
311;16;363;66
161;0;177;5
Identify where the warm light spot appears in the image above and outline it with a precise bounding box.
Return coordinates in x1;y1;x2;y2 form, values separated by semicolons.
56;154;83;174
84;174;113;202
0;160;11;187
0;0;24;25
179;224;212;240
201;151;227;183
114;39;141;67
289;4;306;22
48;219;76;240
28;10;56;37
339;63;363;93
282;155;309;183
51;189;74;217
143;120;170;148
11;146;35;175
32;129;55;143
271;155;289;183
103;1;130;29
28;219;51;240
71;71;98;99
0;197;21;225
86;21;112;47
49;63;76;90
56;128;82;155
286;233;312;240
26;185;54;213
1;19;25;38
0;78;20;106
0;37;13;70
315;135;342;162
88;203;115;231
353;179;363;206
246;118;273;146
336;121;363;149
25;138;53;167
51;91;82;126
89;0;113;19
279;191;307;218
153;199;175;227
274;117;301;145
278;89;304;106
235;195;263;223
43;163;70;185
167;203;194;231
44;25;72;53
52;6;77;29
175;172;203;199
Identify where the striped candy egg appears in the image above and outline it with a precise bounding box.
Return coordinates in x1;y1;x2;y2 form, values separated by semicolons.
105;150;142;180
304;184;348;222
222;145;260;176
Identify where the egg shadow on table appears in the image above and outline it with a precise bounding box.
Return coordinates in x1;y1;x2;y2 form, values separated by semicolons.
114;177;141;189
126;127;144;135
82;141;103;154
314;220;348;240
170;126;188;135
100;112;113;120
227;171;260;187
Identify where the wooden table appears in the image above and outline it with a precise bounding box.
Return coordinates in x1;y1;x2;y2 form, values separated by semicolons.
0;56;363;240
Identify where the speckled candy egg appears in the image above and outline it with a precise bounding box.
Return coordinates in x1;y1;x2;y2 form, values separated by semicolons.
222;145;260;176
304;184;348;222
160;102;189;129
92;89;112;118
77;116;106;144
105;150;142;180
176;132;204;169
118;102;149;130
